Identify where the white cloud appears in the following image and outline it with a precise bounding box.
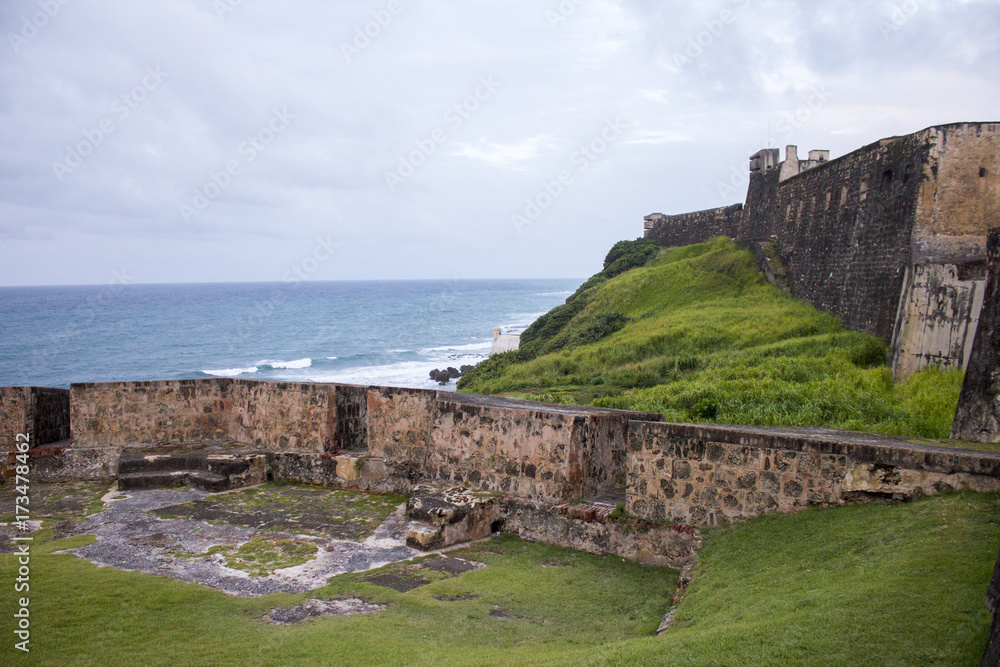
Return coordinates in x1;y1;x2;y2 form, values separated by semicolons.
0;0;997;284
451;135;558;170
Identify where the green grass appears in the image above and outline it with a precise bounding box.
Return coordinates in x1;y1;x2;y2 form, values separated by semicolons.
205;536;319;577
459;237;967;441
0;492;995;665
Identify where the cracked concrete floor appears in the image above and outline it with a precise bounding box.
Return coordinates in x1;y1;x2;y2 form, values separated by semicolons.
64;485;421;597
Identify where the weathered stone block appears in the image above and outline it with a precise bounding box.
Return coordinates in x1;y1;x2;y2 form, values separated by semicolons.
406;484;500;551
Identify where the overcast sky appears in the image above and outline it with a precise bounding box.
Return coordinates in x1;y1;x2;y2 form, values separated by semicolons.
0;0;997;286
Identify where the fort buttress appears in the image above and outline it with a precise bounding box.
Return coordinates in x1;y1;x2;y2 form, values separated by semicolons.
643;122;1000;380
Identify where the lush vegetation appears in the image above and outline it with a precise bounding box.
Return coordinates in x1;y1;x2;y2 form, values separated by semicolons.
459;237;966;440
2;491;995;665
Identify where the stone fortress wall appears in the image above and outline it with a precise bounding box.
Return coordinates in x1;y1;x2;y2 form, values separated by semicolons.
643;122;1000;380
5;378;999;534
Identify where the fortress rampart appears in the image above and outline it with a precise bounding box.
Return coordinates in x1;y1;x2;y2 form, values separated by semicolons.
953;228;1000;442
644;122;999;378
4;378;999;538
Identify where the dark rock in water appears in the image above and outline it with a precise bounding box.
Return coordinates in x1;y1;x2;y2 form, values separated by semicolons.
429;369;451;384
430;364;476;384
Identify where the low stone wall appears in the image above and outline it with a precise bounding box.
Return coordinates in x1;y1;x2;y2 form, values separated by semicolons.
69;379;367;452
34;387;71;445
953;227;1000;443
0;386;70;452
1;387;33;452
229;381;357;453
366;386;436;463
264;451;416;495
626;422;1000;526
71;380;234;447
500;497;700;569
368;389;661;504
7;377;1000;533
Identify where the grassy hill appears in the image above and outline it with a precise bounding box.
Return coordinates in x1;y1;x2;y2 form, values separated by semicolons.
459;237;963;439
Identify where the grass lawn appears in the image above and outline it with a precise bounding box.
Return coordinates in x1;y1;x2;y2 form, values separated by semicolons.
459;237;974;444
1;491;996;665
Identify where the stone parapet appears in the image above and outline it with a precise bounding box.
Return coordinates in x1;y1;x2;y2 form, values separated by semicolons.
626;421;1000;526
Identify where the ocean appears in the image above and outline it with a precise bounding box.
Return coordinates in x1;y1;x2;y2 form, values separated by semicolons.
0;279;581;390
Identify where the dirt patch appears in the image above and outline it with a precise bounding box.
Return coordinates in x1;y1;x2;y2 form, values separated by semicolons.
432;593;480;602
266;598;386;624
364;571;430;592
421;556;484;576
363;555;485;592
489;606;522;620
154;485;405;541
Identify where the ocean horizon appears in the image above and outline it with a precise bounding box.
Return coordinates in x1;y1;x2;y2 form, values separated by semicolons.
0;278;581;390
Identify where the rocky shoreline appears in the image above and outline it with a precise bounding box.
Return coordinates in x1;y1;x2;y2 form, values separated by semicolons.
428;364;475;385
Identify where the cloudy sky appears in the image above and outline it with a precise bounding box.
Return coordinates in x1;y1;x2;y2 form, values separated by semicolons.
1;0;997;286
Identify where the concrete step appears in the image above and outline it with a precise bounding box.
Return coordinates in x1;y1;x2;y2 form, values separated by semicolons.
118;451;210;475
118;470;230;492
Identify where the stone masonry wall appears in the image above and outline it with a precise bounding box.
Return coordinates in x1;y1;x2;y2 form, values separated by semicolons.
70;379;366;452
891;262;986;378
366;386;436;463
71;380;236;447
643;123;999;361
34;387;70;445
0;387;33;452
743;133;932;347
643;204;743;247
10;377;1000;528
953;228;1000;443
627;421;1000;526
1;386;70;451
366;388;661;504
427;395;585;502
230;380;336;453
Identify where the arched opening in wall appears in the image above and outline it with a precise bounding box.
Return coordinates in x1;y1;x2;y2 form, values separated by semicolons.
860;175;870;201
840;185;848;207
981;167;988;178
882;169;893;190
825;188;832;210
